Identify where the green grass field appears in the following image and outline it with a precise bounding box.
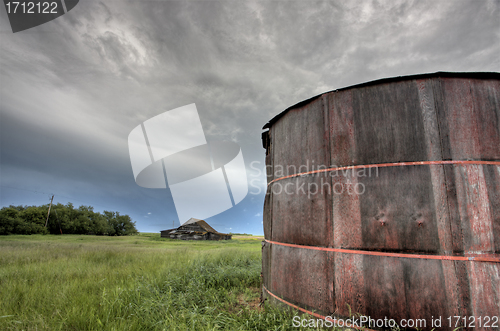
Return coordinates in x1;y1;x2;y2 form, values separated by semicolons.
0;234;310;331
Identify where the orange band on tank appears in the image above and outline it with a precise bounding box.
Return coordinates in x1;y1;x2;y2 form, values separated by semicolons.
267;160;500;186
262;285;377;331
265;239;500;263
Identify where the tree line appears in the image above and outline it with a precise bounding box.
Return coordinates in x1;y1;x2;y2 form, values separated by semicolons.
0;203;138;236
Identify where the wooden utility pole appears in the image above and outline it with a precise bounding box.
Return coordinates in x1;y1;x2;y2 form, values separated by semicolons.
45;195;54;227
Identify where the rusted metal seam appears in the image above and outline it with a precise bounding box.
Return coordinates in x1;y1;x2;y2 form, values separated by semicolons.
267;160;500;186
265;239;500;263
262;285;376;331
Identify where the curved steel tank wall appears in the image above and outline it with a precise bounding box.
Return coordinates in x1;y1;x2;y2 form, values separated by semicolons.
261;72;500;330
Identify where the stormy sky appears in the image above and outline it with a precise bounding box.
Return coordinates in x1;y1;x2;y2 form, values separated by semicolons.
1;0;499;234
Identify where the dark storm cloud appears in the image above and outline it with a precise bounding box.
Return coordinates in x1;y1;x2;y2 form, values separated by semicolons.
1;0;499;232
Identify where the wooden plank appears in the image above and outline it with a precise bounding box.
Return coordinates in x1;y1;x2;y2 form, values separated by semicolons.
270;96;333;247
352;80;428;165
270;244;333;315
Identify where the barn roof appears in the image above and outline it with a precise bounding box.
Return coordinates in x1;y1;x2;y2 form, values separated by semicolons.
194;220;218;233
160;218;228;235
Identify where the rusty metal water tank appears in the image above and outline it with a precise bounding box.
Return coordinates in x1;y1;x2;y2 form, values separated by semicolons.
261;72;500;330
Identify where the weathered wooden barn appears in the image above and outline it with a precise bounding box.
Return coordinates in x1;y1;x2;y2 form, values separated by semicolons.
160;218;232;240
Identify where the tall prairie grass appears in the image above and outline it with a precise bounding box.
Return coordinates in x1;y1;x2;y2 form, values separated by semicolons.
0;234;310;330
